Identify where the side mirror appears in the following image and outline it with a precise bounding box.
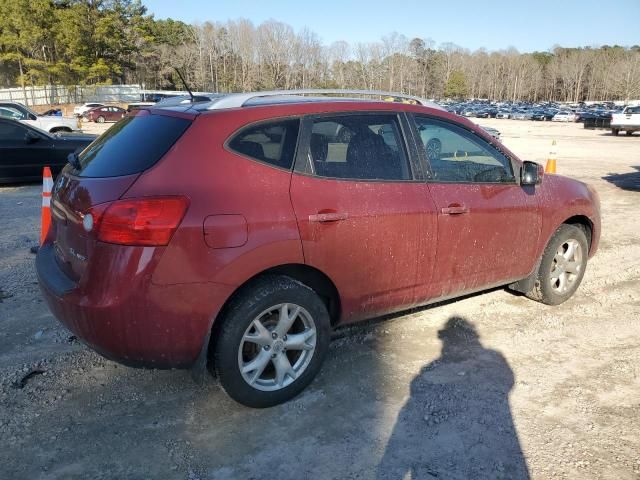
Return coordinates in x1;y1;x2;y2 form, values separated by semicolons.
24;131;41;144
521;161;544;186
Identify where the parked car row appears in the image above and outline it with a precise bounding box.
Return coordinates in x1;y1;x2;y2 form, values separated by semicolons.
0;99;154;182
439;100;621;124
0;102;80;133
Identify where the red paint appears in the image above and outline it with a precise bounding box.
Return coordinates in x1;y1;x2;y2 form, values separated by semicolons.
203;215;248;249
425;183;541;296
37;100;601;368
290;175;437;322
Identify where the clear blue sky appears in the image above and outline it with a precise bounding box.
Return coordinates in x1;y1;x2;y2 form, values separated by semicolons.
143;0;640;52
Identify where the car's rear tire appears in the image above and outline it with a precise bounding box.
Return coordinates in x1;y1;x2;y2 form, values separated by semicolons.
626;130;633;136
213;275;330;408
97;116;105;123
612;128;619;136
525;224;589;306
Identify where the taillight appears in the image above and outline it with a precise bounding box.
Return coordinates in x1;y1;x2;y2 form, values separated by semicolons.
90;196;189;246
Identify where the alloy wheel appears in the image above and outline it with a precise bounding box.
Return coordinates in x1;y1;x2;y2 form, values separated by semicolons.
238;303;317;392
549;239;583;294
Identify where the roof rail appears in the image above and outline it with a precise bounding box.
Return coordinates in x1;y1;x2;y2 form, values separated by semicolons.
206;89;444;111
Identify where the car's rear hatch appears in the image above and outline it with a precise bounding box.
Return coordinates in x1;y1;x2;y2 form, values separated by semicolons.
49;109;194;283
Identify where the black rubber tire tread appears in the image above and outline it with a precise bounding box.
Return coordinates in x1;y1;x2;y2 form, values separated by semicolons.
213;274;330;408
525;224;588;306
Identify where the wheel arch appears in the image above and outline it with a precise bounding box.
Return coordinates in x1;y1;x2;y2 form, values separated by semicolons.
49;126;72;133
193;263;341;378
509;214;594;295
562;214;593;252
213;264;341;330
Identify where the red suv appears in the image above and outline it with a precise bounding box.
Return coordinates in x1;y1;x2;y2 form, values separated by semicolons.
36;90;600;407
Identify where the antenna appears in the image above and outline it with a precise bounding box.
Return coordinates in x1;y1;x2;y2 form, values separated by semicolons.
173;67;194;102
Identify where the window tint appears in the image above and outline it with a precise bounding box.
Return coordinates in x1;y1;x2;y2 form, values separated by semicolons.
414;116;514;183
77;113;191;177
0;107;22;120
0;106;25;120
0;121;26;140
307;114;410;180
228;119;300;169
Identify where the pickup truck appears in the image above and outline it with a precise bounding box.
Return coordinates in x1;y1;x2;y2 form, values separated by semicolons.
0;101;80;133
611;105;640;136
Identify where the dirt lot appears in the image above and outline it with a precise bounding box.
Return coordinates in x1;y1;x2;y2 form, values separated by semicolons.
0;119;639;479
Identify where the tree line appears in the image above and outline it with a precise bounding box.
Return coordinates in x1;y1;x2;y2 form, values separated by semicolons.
1;0;639;102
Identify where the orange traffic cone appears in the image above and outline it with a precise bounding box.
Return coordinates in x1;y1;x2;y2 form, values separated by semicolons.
545;139;557;173
40;167;53;244
545;158;556;174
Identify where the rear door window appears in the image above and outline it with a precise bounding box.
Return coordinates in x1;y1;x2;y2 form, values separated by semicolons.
76;112;191;177
304;113;411;181
227;119;300;169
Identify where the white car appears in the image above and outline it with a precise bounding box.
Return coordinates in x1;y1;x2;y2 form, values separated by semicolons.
73;102;105;117
552;111;577;122
611;105;640;136
0;102;80;133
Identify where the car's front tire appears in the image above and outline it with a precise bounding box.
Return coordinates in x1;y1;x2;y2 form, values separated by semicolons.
213;275;331;408
525;224;589;305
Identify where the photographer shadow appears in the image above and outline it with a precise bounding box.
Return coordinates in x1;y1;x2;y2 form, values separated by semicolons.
377;316;530;479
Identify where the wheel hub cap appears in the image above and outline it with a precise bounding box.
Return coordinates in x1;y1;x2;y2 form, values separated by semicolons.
272;339;285;354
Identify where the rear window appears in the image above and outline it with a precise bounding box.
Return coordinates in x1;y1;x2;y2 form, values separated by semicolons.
227;119;300;170
76;113;191;177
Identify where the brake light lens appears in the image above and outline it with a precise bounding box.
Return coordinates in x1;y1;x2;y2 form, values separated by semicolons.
91;196;189;246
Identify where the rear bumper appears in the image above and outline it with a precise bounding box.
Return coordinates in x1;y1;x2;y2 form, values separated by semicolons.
610;124;640;129
36;242;234;368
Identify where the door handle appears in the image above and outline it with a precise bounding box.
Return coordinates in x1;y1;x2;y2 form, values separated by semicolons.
441;204;469;215
309;212;348;223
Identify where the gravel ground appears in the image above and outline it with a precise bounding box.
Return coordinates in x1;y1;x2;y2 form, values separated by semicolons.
0;120;639;479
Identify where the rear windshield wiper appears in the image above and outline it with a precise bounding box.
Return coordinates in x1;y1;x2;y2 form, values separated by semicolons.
67;152;81;170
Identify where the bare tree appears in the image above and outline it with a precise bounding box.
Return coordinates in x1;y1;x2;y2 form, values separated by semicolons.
164;19;640;102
